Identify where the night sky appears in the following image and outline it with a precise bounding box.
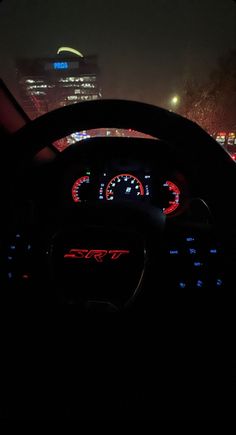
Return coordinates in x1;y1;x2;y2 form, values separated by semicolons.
0;0;235;108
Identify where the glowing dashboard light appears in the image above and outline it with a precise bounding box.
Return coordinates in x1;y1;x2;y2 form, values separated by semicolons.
72;175;90;203
105;174;145;200
22;273;30;280
162;180;180;215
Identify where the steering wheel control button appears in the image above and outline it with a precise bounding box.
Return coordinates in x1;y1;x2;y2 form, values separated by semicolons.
186;237;195;242
178;282;187;289
165;228;226;290
193;261;204;267
188;248;197;255
5;231;33;286
169;249;179;255
215;278;224;288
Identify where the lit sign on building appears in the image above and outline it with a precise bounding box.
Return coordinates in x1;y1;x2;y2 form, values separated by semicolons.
57;47;84;58
53;62;69;70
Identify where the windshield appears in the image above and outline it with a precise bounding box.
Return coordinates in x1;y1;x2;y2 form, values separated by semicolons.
0;0;236;151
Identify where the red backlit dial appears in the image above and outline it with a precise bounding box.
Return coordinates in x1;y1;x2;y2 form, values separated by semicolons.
105;174;145;201
162;180;180;215
72;175;90;203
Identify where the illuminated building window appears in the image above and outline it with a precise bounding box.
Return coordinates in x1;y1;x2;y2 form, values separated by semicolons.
81;96;90;100
27;84;48;89
31;91;46;95
83;76;95;81
25;79;45;84
81;83;95;88
59;77;77;83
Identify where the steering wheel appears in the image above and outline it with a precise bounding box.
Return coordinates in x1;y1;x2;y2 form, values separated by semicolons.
5;99;236;309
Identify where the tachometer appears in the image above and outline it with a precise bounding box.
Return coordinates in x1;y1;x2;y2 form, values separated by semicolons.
105;174;144;201
72;175;90;203
162;180;180;215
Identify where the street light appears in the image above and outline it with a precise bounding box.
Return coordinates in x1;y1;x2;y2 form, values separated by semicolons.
170;95;180;107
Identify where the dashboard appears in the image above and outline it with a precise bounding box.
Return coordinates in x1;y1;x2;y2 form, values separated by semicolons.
70;171;182;216
27;137;213;224
36;136;209;222
63;163;188;218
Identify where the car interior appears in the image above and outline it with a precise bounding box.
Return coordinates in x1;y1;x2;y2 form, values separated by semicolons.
1;0;236;420
0;86;236;419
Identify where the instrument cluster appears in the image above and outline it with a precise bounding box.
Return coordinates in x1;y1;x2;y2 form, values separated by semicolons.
69;167;188;217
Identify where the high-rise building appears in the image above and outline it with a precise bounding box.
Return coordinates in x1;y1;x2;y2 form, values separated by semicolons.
16;51;102;120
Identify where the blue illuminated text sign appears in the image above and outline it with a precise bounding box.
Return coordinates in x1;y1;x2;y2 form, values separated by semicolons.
53;62;68;70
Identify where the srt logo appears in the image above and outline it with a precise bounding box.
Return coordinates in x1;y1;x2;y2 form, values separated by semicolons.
64;249;130;263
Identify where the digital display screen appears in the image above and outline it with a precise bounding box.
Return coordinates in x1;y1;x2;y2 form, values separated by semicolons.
98;172;152;202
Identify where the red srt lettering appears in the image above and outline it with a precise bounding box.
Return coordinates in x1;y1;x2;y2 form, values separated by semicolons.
109;250;130;260
64;249;88;259
64;249;130;262
85;250;108;263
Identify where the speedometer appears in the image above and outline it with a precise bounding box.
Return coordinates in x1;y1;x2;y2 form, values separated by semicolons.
105;174;144;201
